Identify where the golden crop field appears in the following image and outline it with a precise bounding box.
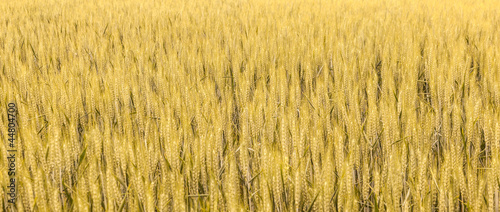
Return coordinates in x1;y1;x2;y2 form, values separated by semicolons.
1;0;500;211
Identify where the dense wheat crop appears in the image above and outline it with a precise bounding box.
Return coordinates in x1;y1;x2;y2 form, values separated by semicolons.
1;0;500;211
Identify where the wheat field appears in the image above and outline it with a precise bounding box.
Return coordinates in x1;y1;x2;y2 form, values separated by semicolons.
1;0;500;211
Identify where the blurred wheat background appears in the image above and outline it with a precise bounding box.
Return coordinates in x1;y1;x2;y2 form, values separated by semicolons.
1;0;500;211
